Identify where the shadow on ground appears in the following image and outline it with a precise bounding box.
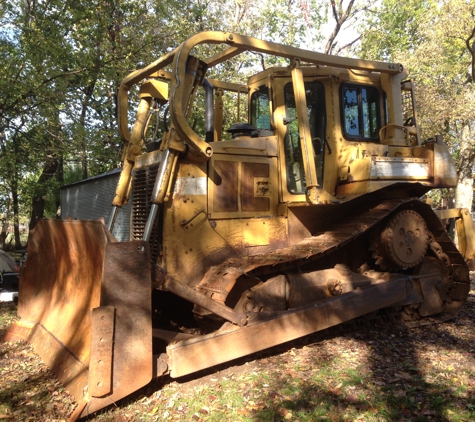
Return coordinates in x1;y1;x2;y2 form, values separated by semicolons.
83;292;475;421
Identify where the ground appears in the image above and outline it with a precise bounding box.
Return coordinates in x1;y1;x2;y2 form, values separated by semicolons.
1;279;475;422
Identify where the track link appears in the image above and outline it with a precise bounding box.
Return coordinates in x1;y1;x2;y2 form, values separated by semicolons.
222;198;408;275
214;198;470;322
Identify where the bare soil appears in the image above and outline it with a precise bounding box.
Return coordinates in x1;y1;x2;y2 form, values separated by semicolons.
1;278;475;421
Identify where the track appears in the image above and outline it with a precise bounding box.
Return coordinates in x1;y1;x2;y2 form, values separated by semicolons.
211;198;471;322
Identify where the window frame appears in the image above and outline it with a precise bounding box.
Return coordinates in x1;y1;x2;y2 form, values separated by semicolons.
283;80;326;195
340;83;381;142
250;85;272;130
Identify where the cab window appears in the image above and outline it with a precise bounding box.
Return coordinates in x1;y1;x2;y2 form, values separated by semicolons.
284;82;326;194
251;86;271;130
341;84;380;140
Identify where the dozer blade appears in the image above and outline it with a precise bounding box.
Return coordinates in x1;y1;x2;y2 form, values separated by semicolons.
2;220;153;419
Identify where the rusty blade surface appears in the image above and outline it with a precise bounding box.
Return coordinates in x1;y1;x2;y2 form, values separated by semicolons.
80;241;153;418
17;219;111;402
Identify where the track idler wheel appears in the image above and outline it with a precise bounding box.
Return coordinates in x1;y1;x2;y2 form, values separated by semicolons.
373;210;429;269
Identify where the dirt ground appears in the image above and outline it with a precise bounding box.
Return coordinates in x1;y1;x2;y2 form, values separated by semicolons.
1;278;475;421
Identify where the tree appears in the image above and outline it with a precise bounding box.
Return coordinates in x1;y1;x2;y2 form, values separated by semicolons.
359;0;475;211
0;0;179;232
323;0;378;55
0;0;397;226
0;0;342;242
358;0;435;61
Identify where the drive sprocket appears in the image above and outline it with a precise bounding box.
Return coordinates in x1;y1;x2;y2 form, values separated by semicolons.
373;209;429;269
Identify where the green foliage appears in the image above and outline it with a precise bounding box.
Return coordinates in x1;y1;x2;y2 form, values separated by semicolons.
0;0;322;231
358;0;475;210
7;0;470;227
359;0;437;61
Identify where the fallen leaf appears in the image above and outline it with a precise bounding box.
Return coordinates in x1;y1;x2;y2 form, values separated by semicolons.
422;410;436;416
395;372;412;381
278;407;290;417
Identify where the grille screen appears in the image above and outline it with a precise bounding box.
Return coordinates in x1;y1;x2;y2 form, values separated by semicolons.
131;165;161;265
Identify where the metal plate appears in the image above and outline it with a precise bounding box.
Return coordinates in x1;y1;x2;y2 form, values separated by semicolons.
16;219;109;401
167;278;406;378
1;320;35;342
80;241;152;418
89;306;115;397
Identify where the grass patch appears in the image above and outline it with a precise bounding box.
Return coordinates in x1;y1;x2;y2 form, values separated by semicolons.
0;302;18;337
1;291;475;421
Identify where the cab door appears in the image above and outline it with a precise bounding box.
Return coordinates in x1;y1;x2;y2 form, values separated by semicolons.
207;79;286;253
207;137;284;253
273;76;327;203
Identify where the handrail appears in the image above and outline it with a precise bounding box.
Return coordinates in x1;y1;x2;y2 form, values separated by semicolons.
117;31;404;159
379;123;408;146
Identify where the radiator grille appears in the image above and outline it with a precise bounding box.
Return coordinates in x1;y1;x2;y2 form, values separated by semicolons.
131;164;161;264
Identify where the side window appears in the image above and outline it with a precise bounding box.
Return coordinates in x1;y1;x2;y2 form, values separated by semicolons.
384;94;388;126
251;86;271;130
401;86;414;125
284;82;326;194
341;84;380;141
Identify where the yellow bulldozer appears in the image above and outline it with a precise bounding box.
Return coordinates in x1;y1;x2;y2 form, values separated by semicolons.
4;31;475;419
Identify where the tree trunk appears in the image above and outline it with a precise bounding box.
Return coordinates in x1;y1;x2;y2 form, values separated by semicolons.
324;0;356;54
455;124;474;211
80;81;96;180
29;154;61;230
0;194;12;250
55;153;64;217
12;173;22;249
